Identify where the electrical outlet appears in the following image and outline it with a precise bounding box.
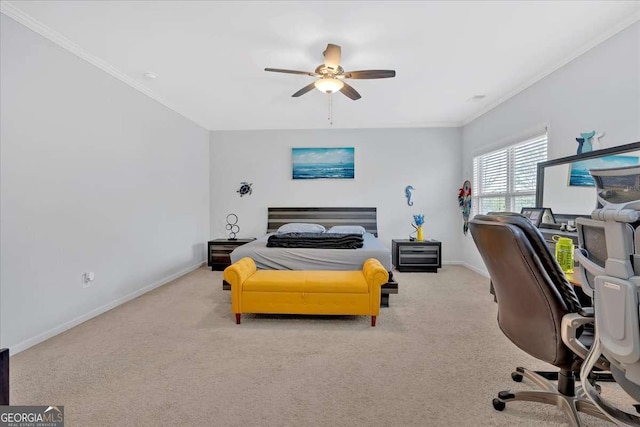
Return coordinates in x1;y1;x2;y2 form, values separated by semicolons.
82;272;95;288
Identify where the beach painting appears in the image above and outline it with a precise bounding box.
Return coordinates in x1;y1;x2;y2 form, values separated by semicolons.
568;155;639;187
292;147;355;180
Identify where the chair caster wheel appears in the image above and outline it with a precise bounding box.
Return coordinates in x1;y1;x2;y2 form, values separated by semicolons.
511;372;523;382
588;379;602;394
493;398;506;411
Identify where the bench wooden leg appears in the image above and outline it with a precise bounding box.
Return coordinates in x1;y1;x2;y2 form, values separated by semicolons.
235;313;241;324
371;316;376;327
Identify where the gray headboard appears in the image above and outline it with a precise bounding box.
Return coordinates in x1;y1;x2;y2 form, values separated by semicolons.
267;207;378;237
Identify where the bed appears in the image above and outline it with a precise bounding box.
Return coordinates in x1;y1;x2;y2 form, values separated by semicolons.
223;207;398;306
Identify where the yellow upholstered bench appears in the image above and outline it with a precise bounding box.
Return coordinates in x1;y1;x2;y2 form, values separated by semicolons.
223;257;389;326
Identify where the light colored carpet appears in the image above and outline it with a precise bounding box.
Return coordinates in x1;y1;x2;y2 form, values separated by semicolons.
9;266;636;426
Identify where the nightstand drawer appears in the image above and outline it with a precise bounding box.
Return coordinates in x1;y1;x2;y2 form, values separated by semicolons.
399;245;439;255
207;238;255;270
210;245;240;253
399;255;438;266
210;254;232;264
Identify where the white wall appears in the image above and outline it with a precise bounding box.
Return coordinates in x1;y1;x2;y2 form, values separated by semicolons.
210;128;463;261
461;22;640;274
0;15;210;352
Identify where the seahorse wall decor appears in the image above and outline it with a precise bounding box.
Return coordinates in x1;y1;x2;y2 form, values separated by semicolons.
405;185;414;206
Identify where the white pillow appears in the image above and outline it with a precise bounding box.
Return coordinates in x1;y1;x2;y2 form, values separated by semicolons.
327;225;366;235
277;223;326;234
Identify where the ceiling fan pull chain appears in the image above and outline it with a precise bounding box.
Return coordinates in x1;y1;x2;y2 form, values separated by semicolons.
328;93;333;126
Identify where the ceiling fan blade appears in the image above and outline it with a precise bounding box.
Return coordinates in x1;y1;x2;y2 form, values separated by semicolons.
339;82;361;100
323;44;341;71
344;70;396;79
265;68;317;77
292;82;317;97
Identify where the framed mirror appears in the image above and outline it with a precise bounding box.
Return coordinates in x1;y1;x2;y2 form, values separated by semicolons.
536;141;640;216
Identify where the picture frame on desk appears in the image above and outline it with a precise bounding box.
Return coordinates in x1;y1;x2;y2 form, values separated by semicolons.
520;207;545;227
520;207;556;228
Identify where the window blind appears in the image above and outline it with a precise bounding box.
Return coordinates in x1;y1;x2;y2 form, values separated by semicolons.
472;134;548;216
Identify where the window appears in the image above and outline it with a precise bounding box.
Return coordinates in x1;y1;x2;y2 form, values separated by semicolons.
472;133;548;216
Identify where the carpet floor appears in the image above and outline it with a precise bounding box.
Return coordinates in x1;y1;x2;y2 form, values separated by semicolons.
9;265;637;426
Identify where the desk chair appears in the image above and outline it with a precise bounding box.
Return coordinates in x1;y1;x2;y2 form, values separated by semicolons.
572;176;640;424
470;213;609;426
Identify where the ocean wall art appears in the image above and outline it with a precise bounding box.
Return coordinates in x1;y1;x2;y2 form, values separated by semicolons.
292;147;355;180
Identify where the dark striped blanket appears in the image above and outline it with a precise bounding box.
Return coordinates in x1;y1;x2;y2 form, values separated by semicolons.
266;233;364;249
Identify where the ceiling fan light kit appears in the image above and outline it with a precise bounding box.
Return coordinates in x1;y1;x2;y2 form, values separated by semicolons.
314;77;344;94
265;43;396;101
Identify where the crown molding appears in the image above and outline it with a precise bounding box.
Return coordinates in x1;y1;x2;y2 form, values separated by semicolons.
210;121;464;131
0;0;209;130
462;11;640;127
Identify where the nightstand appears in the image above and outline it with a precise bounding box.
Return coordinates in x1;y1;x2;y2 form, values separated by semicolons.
392;239;441;272
208;238;255;271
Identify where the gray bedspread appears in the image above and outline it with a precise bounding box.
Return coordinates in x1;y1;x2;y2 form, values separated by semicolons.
230;232;392;271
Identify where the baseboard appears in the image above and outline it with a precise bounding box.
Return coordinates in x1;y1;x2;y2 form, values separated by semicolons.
9;261;205;355
403;260;483;273
460;262;490;278
444;260;489;278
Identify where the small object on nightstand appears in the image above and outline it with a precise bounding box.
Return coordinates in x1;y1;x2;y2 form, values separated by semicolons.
225;213;240;240
392;239;441;272
412;214;425;242
208;238;255;271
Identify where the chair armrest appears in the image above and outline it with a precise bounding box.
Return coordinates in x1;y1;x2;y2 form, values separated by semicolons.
578;307;594;317
561;313;610;371
224;257;257;313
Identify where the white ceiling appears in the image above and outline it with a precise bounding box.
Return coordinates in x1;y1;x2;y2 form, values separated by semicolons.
3;1;640;131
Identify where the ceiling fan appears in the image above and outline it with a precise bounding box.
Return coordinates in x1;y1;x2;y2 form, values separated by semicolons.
265;44;396;100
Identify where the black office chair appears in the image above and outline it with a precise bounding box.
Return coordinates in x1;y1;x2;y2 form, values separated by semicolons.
470;213;610;425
